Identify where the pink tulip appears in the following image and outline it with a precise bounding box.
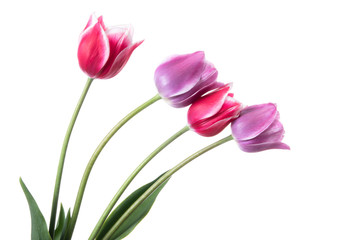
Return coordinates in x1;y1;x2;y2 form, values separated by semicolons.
187;84;242;137
231;103;290;152
78;14;143;79
154;51;223;108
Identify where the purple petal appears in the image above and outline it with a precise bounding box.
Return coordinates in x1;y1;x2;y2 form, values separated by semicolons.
167;66;220;107
245;118;285;145
78;22;110;78
154;51;206;98
237;141;290;153
231;103;278;141
168;81;223;108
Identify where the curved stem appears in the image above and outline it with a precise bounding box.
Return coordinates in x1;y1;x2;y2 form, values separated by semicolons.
89;125;190;239
102;135;234;240
66;93;161;240
49;77;93;237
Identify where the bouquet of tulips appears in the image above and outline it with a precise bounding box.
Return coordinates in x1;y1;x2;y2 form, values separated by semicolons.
20;14;290;240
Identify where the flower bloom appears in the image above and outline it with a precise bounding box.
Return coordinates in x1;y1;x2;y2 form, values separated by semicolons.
231;103;290;152
154;51;222;108
78;14;143;79
187;84;242;137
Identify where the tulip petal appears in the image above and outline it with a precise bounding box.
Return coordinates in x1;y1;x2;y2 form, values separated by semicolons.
231;103;278;141
246;119;285;145
106;25;133;54
168;81;223;108
193;117;234;137
96;40;143;79
78;22;110;78
83;14;106;32
95;26;134;79
237;141;290;152
187;84;232;125
155;51;206;98
97;16;106;30
167;67;220;107
193;111;241;137
83;13;97;31
191;97;242;137
192;97;241;129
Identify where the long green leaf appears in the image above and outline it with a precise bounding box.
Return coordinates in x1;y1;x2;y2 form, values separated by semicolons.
97;174;170;240
60;209;71;240
54;204;65;240
20;178;52;240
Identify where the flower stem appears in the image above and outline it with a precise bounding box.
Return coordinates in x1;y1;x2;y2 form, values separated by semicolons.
49;77;93;237
89;125;190;239
102;134;234;240
66;93;161;240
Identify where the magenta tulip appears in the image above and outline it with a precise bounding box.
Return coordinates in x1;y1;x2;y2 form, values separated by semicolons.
231;103;290;152
187;84;242;137
78;14;143;79
154;51;223;108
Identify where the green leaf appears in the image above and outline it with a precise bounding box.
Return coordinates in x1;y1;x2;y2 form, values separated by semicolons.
97;173;170;240
20;178;52;240
54;204;65;240
60;208;71;240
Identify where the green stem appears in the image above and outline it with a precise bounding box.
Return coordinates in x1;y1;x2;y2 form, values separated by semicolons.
49;77;93;237
66;93;161;240
102;135;234;240
89;125;190;239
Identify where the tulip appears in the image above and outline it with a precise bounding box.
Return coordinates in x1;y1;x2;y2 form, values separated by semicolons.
187;84;242;137
78;14;143;79
231;103;290;152
154;51;222;108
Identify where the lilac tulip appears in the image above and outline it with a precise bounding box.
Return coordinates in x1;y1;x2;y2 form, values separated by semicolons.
78;14;143;79
154;51;222;108
231;103;290;152
188;84;242;137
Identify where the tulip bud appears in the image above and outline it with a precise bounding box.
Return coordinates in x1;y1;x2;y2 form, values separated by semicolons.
154;51;223;108
231;103;290;152
78;14;143;79
187;84;242;137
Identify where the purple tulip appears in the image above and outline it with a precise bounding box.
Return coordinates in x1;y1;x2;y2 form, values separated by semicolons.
231;103;290;152
78;14;143;79
154;51;222;108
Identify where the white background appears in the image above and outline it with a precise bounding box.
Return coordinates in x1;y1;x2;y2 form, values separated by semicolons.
1;0;360;239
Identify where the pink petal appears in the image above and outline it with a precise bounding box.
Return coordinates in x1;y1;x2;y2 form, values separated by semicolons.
106;26;133;54
187;84;232;125
191;97;242;136
96;40;143;79
78;22;110;78
193;113;240;137
97;16;106;30
95;26;133;78
193;117;234;137
231;103;278;141
83;13;97;31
